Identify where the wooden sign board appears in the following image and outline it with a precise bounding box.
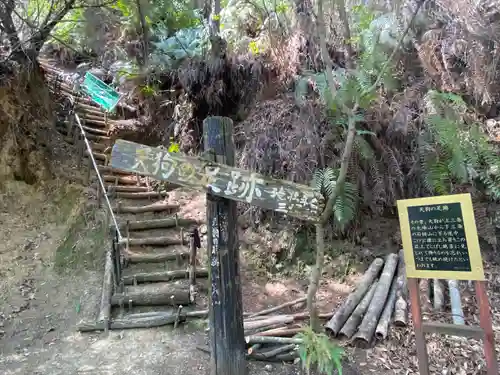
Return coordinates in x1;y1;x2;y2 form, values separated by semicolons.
110;139;324;222
397;193;485;281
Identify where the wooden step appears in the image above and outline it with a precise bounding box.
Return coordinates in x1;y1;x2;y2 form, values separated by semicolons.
82;113;107;122
76;102;103;114
89;142;109;153
82;125;108;136
103;185;151;193
110;191;168;199
119;236;183;247
98;165;133;175
123;269;208;285
123;248;190;264
86;134;112;144
104;175;142;185
81;118;110;128
113;202;179;214
110;283;191;307
84;150;107;161
113;218;199;232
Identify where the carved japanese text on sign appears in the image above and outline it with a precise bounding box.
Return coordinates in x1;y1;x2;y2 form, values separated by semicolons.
110;140;324;222
397;194;485;280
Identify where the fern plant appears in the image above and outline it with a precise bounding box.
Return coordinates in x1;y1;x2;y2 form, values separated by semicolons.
297;327;344;375
420;90;500;200
312;167;358;230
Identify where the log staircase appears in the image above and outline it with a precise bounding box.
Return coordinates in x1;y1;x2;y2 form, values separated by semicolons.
39;59;208;332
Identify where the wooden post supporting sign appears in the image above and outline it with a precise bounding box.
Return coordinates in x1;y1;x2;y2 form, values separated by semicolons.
397;194;498;375
203;117;247;375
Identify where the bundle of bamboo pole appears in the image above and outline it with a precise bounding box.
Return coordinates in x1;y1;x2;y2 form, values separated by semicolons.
323;250;467;347
324;251;407;346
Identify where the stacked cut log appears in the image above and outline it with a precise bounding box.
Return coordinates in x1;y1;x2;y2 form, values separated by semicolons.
325;251;407;347
324;250;469;346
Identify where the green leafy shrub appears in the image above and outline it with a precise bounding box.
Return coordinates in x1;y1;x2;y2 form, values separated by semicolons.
150;26;210;69
297;327;344;375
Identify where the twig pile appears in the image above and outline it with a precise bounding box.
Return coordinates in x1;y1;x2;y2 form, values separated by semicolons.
202;297;334;363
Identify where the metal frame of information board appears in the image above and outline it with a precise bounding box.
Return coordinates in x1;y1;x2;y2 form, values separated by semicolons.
397;193;498;375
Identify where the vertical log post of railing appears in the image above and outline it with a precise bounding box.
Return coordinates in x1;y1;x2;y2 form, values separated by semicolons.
203;116;247;375
189;227;201;302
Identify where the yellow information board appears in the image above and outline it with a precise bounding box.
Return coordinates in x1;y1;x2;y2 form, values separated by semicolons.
397;193;485;281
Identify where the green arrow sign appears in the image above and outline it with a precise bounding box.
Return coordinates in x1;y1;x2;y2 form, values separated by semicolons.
81;72;121;112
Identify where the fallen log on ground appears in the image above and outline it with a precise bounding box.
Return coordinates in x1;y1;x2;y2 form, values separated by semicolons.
325;257;384;336
244;316;294;331
113;202;179;214
353;253;399;348
77;311;187;332
122;248;190;263
111;283;191;306
256;327;304;337
338;280;378;339
119;236;183;247
248;350;298;363
250;344;297;360
244;322;288;336
198;344;298;363
247;343;261;355
245;336;302;345
248;297;307;318
123;269;208;285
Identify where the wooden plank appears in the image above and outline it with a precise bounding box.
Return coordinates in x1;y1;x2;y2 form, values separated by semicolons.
408;278;430;375
475;280;499;375
421;321;483;339
204;117;247;375
110;139;324;222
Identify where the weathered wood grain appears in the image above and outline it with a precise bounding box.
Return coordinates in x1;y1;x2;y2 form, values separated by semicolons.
110;139;324;222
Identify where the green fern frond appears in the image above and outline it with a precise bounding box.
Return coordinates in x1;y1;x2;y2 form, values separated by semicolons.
311;167;358;228
334;181;358;229
354;135;374;161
